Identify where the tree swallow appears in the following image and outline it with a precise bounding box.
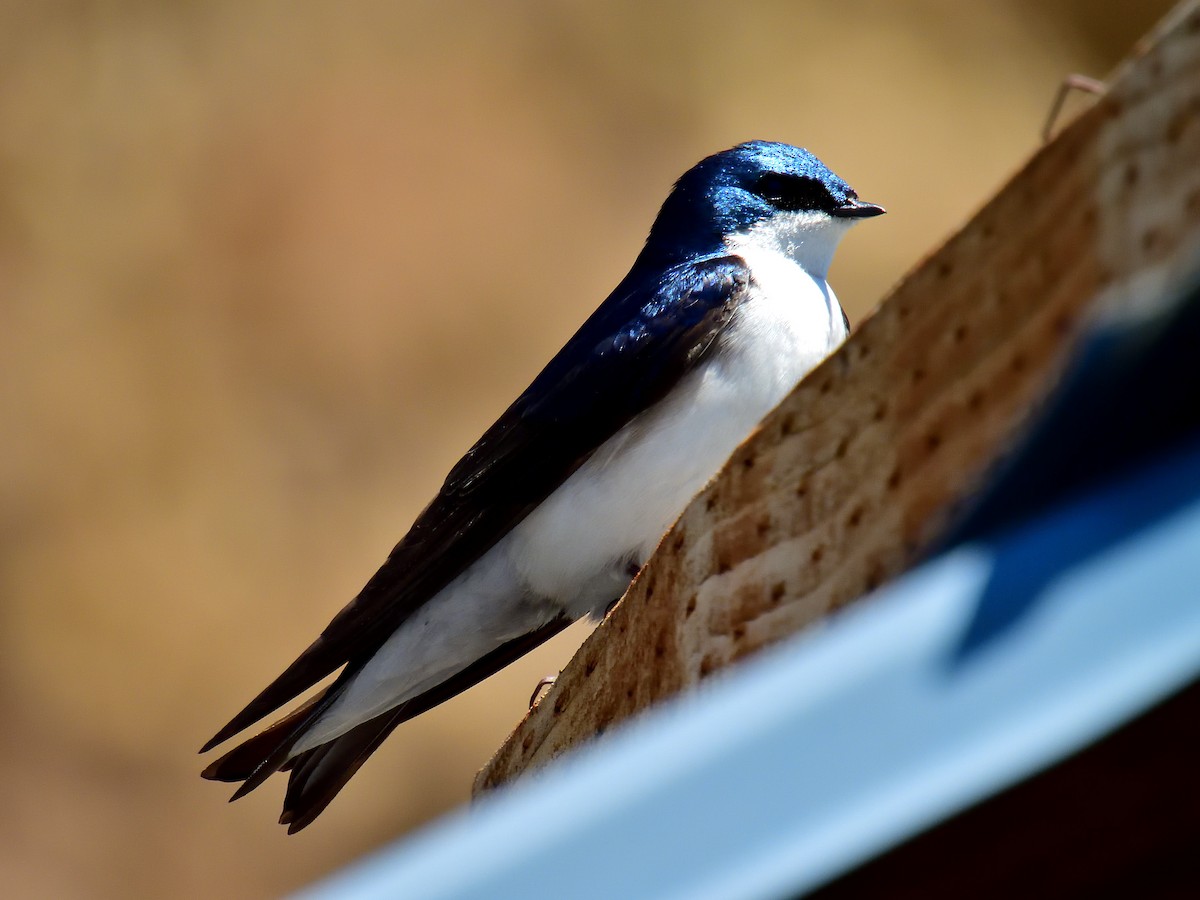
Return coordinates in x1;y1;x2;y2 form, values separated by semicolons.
201;140;884;831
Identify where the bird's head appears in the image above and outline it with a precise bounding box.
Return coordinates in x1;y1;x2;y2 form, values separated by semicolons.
644;141;884;277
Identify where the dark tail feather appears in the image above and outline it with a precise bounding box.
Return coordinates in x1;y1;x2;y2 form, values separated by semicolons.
200;673;354;804
202;689;329;783
278;708;409;832
276;615;573;832
200;634;348;754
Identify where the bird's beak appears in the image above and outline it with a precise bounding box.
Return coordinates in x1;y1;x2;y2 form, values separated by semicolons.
831;197;886;219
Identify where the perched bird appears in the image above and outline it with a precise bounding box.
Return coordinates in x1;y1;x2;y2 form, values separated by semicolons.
201;140;884;831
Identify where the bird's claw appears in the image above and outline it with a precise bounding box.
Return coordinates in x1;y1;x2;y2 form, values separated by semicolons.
529;674;558;709
1043;74;1107;143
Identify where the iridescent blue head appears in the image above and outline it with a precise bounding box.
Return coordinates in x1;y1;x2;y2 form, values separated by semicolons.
640;141;884;268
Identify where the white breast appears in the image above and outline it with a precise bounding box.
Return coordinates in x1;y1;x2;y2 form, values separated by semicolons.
509;232;849;619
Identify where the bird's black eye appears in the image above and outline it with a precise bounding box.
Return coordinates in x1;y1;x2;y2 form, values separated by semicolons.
754;173;833;213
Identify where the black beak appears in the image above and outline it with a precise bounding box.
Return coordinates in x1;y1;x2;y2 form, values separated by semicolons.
831;197;886;219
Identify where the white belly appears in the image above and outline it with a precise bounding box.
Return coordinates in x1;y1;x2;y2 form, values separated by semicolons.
509;255;847;618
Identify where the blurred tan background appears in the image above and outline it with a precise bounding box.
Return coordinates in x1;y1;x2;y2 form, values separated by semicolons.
0;1;1176;897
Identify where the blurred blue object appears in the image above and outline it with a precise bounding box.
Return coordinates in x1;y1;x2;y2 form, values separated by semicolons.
942;274;1200;663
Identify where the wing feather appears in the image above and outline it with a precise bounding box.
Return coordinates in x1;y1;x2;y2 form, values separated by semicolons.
202;255;751;753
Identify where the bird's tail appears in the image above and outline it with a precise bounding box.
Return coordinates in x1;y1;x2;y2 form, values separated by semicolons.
201;614;574;831
201;683;346;804
203;697;408;833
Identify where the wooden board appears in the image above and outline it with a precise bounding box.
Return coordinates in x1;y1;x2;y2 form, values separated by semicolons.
475;0;1200;795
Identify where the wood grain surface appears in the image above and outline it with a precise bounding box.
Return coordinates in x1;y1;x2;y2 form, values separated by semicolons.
475;1;1200;795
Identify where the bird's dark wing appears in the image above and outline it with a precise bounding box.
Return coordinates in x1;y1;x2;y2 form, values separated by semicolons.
203;254;751;753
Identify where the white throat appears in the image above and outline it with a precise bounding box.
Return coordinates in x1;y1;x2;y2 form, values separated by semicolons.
723;209;855;281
